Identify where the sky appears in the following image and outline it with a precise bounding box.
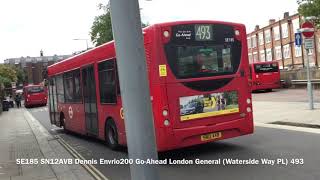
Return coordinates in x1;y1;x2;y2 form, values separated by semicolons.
0;0;299;63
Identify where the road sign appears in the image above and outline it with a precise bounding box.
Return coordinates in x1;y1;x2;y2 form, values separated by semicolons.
305;38;314;49
295;33;302;46
301;22;314;38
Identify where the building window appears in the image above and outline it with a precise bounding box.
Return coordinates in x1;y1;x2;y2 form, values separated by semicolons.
292;18;300;33
265;30;271;44
258;32;264;45
63;69;82;103
266;48;272;61
247;38;251;48
283;44;291;59
308;48;313;55
295;46;302;57
251;35;257;48
98;59;118;104
274;46;282;60
253;52;258;61
281;23;288;38
248;53;253;63
273;26;280;40
260;50;265;61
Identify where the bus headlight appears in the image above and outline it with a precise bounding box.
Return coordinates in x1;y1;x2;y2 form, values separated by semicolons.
235;30;240;36
246;98;251;104
164;119;170;126
163;31;170;38
162;110;168;116
246;107;252;113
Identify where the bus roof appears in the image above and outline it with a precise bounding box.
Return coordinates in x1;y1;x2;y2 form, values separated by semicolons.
24;84;44;88
48;20;246;76
152;20;244;28
250;61;279;65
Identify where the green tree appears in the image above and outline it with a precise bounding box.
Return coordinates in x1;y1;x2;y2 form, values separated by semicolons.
298;0;320;27
12;66;26;85
90;3;149;47
90;3;113;46
0;75;11;87
0;64;17;87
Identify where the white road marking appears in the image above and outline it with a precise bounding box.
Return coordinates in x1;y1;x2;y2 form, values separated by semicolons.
255;122;320;134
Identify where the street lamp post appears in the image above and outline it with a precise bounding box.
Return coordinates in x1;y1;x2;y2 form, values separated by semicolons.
299;17;317;110
110;0;158;180
73;38;89;50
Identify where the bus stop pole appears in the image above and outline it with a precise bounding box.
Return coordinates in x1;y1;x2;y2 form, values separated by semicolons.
305;49;314;110
109;0;159;180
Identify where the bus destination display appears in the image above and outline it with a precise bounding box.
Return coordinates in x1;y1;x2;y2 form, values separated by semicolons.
173;24;213;42
195;25;213;41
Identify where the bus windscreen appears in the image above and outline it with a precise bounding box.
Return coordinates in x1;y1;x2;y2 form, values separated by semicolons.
165;24;241;79
175;45;233;78
254;63;278;73
27;86;44;94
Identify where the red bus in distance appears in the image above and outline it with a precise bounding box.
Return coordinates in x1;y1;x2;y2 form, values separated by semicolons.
23;84;47;108
249;61;281;92
47;20;253;151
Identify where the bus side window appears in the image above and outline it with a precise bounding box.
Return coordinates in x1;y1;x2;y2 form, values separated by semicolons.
249;66;252;80
56;75;65;103
98;59;117;104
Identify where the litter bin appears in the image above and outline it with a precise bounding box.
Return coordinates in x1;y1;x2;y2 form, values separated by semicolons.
0;100;2;114
2;100;9;111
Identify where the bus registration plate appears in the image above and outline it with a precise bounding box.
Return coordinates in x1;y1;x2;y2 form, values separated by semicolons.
201;132;222;141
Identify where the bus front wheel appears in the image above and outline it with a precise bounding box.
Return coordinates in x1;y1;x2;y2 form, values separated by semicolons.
105;119;119;150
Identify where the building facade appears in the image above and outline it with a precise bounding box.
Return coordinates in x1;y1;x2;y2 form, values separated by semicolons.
3;54;71;85
247;12;320;70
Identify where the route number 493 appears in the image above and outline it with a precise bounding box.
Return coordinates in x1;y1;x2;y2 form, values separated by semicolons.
195;25;212;41
290;158;304;165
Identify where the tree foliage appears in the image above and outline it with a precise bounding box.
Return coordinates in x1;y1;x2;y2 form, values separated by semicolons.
90;3;113;47
0;64;17;87
0;65;17;82
90;3;149;47
298;0;320;27
12;66;26;85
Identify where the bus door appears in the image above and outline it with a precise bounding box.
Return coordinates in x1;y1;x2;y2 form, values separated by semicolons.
82;65;99;135
49;78;58;125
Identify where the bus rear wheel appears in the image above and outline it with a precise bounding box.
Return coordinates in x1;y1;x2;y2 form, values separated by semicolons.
105;120;119;150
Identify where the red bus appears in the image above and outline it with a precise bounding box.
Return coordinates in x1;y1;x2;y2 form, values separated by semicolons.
47;21;253;151
249;61;280;92
23;84;47;108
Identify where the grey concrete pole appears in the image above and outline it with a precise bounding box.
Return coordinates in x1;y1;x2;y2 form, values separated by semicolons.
85;39;89;50
305;49;314;110
109;0;159;180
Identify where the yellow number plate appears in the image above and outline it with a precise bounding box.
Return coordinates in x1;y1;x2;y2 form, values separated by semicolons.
201;132;222;141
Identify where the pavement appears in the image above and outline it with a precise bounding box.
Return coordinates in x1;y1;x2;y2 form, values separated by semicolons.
253;101;320;125
252;89;320;126
0;108;95;180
